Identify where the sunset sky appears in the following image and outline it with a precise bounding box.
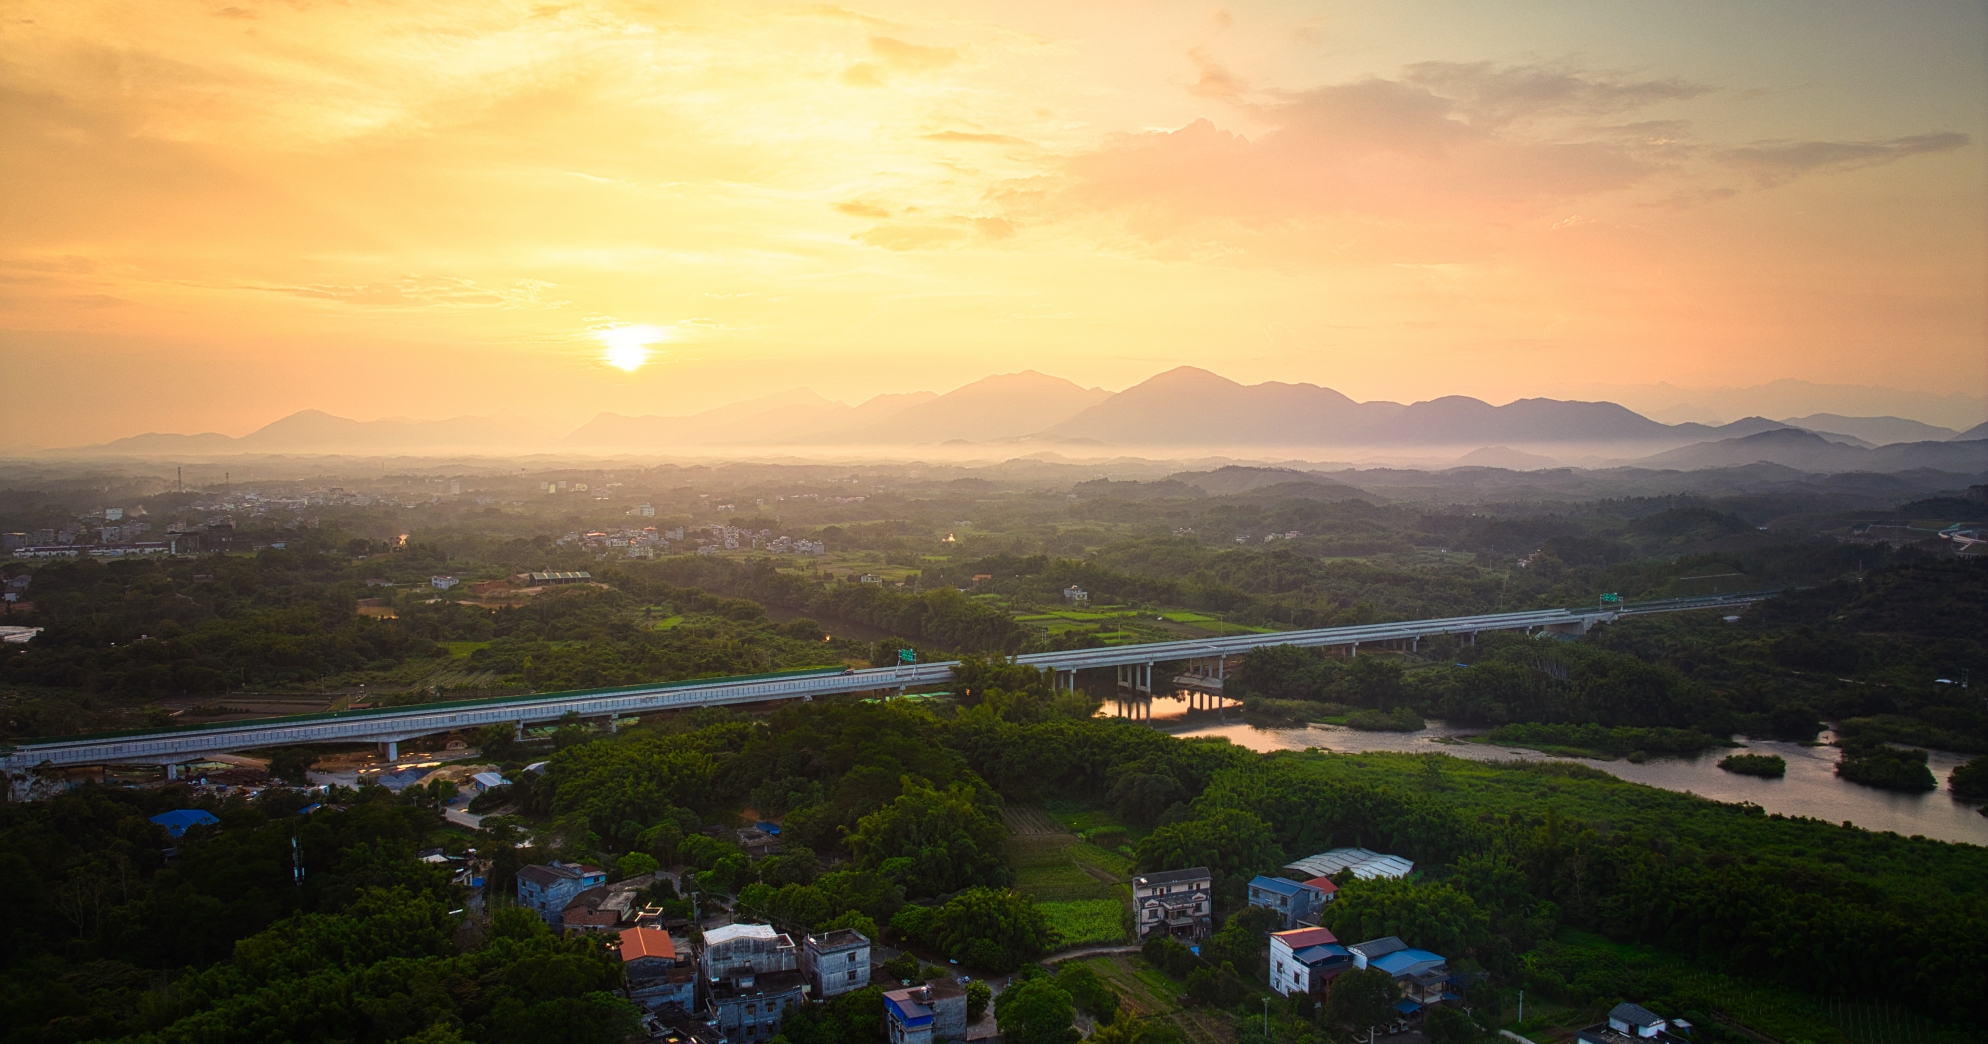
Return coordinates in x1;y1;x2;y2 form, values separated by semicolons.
3;0;1983;446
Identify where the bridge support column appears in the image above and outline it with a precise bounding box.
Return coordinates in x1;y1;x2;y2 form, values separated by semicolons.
1349;643;1358;658
380;740;398;761
164;762;178;781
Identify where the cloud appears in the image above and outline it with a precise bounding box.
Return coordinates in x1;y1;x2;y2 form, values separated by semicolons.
835;201;892;218
1186;48;1246;99
1040;66;1668;240
867;36;962;73
1401;61;1706;126
247;276;568;309
923;130;1029;145
1718;132;1970;185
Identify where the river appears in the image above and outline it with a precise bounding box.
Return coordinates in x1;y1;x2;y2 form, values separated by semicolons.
1096;691;1988;847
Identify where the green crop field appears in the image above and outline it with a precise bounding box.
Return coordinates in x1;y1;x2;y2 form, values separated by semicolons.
1039;899;1127;947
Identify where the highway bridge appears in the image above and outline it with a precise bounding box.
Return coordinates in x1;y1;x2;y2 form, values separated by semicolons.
0;592;1772;776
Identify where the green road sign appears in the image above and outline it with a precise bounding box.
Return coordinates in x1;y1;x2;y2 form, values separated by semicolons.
1600;592;1620;603
897;648;917;664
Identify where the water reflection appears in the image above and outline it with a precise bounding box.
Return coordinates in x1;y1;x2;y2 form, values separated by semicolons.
1099;688;1988;847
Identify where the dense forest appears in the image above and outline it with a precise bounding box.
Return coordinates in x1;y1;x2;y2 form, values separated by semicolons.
7;688;1985;1043
4;465;1985;1043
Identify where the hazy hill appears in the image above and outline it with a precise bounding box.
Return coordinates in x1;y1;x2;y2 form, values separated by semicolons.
1952;421;1988;442
832;371;1110;444
1043;366;1401;444
1782;414;1956;446
79;410;544;455
1636;428;1988;472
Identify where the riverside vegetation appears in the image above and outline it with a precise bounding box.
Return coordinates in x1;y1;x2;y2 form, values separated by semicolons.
4;471;1987;1042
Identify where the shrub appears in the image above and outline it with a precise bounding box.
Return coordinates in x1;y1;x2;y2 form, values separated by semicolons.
1718;753;1786;778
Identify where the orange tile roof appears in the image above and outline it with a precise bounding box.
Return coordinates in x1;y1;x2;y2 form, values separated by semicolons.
1302;876;1339;893
619;927;677;962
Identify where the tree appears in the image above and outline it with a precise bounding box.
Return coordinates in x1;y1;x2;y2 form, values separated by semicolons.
1323;967;1401;1037
966;979;993;1022
996;974;1079;1044
928;888;1058;973
1134;809;1280;880
846;780;1009;897
267;747;318;785
1088;1014;1147;1044
1054;962;1120;1022
616;852;659;880
1424;1007;1482;1044
1948;755;1988;800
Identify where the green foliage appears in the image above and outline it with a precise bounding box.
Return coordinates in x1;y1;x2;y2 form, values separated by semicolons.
925;888;1059;973
1140;935;1199;980
846;779;1010;897
1322;967;1401;1033
966;979;992;1022
1487;722;1723;757
1423;1004;1485;1044
1719;753;1787;778
1343;706;1425;732
774;985;884;1044
1183;962;1248;1007
1054;962;1120;1022
996;973;1079;1044
1038;900;1128;947
1201;904;1279;974
1134;808;1281;881
614;852;658;879
267;747;320;784
1951;755;1988;800
1317;877;1492;958
1834;742;1937;792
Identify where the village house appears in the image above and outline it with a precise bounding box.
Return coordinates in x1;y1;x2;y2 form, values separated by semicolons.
618;927;697;1013
800;928;872;999
1267;926;1352;999
701;923;805;1042
1132;866;1212;939
883;981;967;1044
516;861;607;927
1247;874;1336;928
1577;1003;1693;1044
1348;936;1457;1014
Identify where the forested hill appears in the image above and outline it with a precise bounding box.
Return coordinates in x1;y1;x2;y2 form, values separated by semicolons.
5;695;1984;1042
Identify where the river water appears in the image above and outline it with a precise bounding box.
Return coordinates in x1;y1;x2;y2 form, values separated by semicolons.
1096;691;1988;847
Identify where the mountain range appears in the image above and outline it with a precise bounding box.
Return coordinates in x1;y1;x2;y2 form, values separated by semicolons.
37;367;1988;474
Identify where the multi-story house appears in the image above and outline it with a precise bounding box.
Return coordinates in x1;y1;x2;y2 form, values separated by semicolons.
800;928;871;999
516;861;607;927
701;923;805;1043
1247;874;1337;928
1268;926;1352;999
1133;866;1213;939
618;927;697;1013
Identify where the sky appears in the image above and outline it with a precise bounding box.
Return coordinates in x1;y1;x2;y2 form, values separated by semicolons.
2;0;1984;445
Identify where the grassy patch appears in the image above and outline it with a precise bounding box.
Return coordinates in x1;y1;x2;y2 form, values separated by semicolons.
1069;842;1134;877
1040;899;1128;947
653;615;684;630
1018;863;1119;902
442;641;491;658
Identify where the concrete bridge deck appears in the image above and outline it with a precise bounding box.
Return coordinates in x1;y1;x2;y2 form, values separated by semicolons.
0;592;1771;774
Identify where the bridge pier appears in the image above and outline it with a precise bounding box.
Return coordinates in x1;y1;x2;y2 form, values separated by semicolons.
379;740;398;761
164;762;178;781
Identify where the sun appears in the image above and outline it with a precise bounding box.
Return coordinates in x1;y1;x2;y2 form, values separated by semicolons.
593;324;670;371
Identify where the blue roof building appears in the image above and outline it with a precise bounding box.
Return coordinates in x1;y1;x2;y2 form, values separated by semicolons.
149;809;219;837
1248;874;1332;928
